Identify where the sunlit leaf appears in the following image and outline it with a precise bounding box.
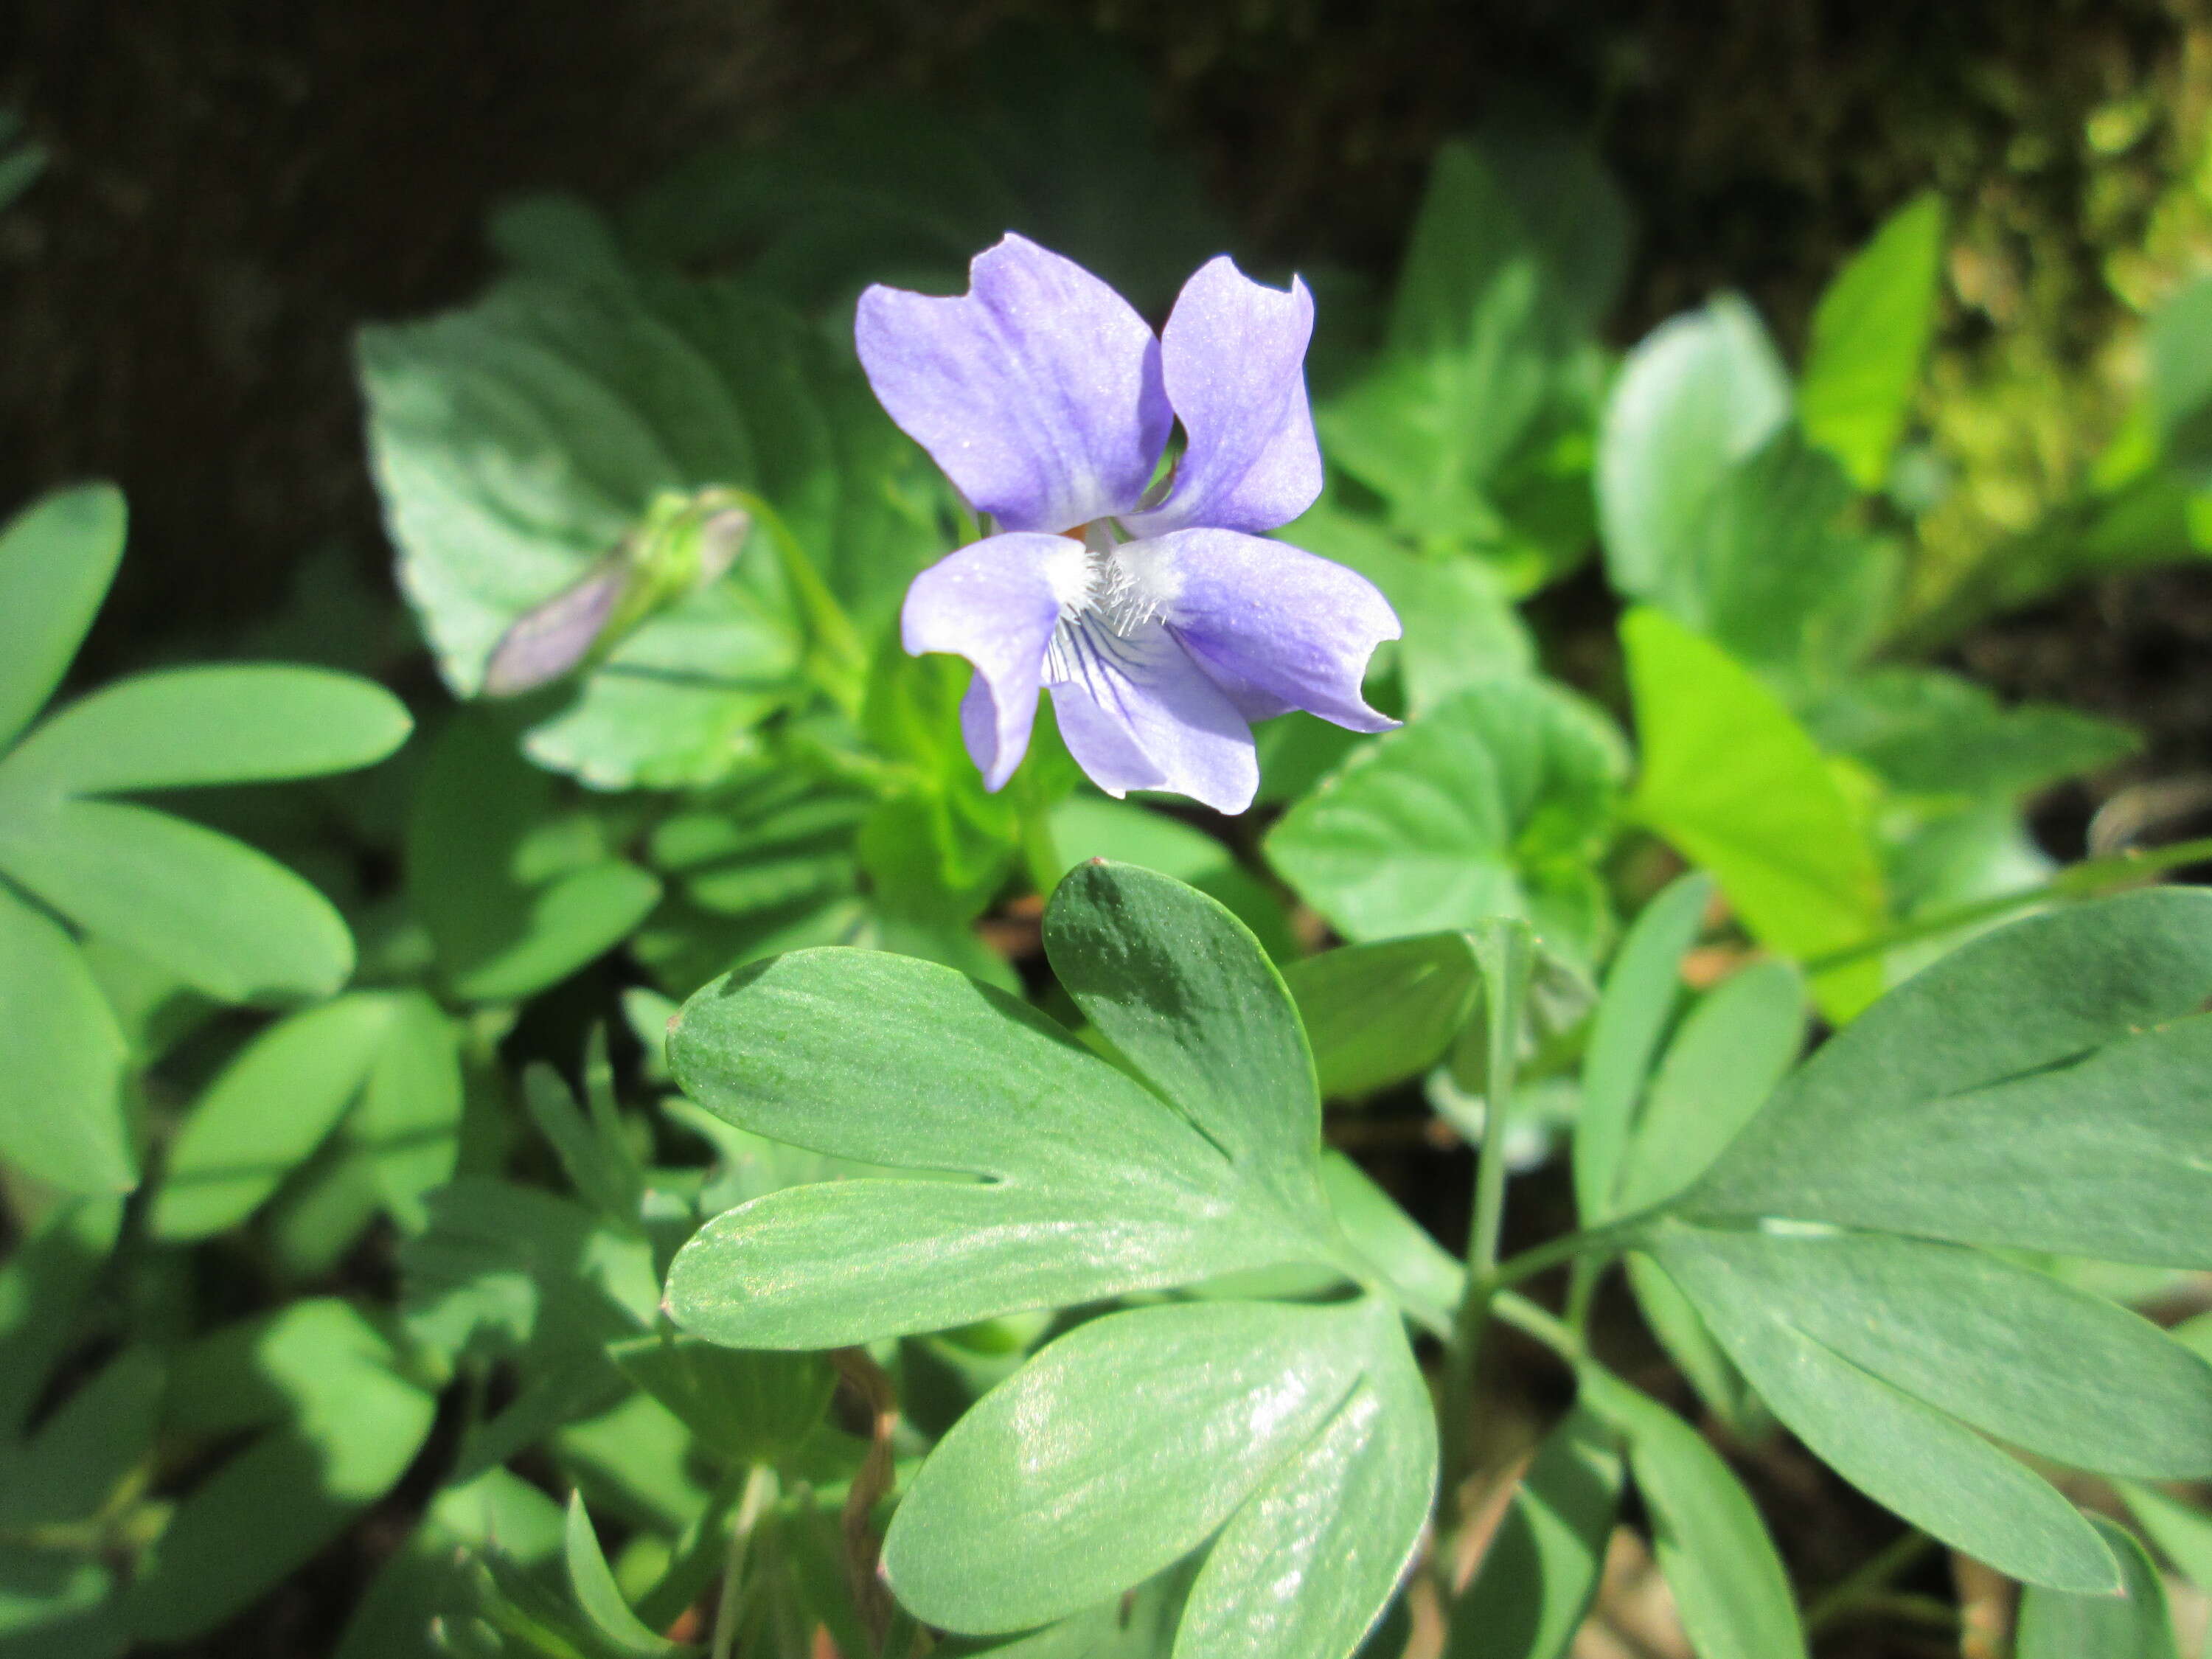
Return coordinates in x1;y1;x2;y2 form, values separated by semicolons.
1798;192;1944;490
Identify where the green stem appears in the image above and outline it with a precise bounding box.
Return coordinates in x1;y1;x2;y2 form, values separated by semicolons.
742;494;869;717
1493;1290;1585;1363
1012;773;1065;899
1804;1530;1938;1636
1805;835;2212;975
1472;1209;1655;1303
1439;924;1536;1540
709;1464;777;1659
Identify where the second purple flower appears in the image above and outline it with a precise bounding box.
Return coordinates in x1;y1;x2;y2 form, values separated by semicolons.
856;234;1401;815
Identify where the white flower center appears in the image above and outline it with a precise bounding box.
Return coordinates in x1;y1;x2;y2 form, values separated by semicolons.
1041;520;1178;687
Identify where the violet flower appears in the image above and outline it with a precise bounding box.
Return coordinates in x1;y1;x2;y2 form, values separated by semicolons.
855;234;1400;814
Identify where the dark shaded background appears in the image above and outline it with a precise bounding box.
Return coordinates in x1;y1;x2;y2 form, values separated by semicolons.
4;0;2211;766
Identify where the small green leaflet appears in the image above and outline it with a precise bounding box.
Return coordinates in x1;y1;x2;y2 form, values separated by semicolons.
1444;1406;1622;1659
1265;677;1624;966
664;862;1436;1659
0;484;408;1197
1798;192;1945;492
1597;294;1790;607
1622;608;1886;1018
2015;1517;2180;1659
1628;888;2212;1591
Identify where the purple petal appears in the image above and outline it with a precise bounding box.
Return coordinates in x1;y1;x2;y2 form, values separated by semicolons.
902;532;1086;790
481;558;629;696
1124;529;1400;734
1045;619;1259;813
856;234;1172;533
1128;257;1323;537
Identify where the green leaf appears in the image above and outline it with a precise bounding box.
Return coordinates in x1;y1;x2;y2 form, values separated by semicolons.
128;1300;438;1642
1318;1152;1461;1337
669;865;1436;1653
1684;888;2212;1265
1622;608;1885;1017
0;666;409;795
1636;891;2212;1588
1598;296;1790;605
1051;795;1294;964
1043;860;1333;1234
402;1178;658;1368
0;883;132;1193
1804;666;2139;799
935;1568;1191;1658
1265;678;1624;962
1321;131;1623;567
2119;1481;2212;1594
1665;430;1891;678
0;1348;164;1529
150;993;399;1239
2149;273;2212;473
358;262;950;787
664;957;1343;1346
607;1335;832;1469
349;990;465;1231
1798;193;1945;490
0;1198;122;1436
2016;1517;2179;1659
1641;1227;2185;1589
1285;504;1534;714
1444;1405;1621;1659
1578;1368;1806;1659
1573;872;1711;1223
1170;1312;1433;1659
0;1544;121;1654
524;1062;646;1227
0;796;355;1001
1616;960;1804;1211
406;713;661;1002
0;484;125;751
883;1297;1430;1655
335;1470;566;1659
564;1495;687;1658
1284;934;1481;1099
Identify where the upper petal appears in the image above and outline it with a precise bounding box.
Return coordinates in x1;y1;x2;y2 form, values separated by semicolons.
856;234;1172;533
902;532;1086;790
1121;529;1400;734
1128;257;1323;537
1045;619;1259;814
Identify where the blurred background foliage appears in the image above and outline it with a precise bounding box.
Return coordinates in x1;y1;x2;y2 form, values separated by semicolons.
8;0;2212;748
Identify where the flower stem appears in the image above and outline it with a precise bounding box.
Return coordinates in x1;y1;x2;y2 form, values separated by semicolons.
740;493;869;717
1804;835;2212;975
1804;1530;1938;1635
709;1463;777;1659
1438;922;1536;1535
1472;1208;1655;1304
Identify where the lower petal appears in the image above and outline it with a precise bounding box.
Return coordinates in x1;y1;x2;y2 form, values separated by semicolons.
902;532;1086;790
1124;529;1400;734
1046;619;1259;814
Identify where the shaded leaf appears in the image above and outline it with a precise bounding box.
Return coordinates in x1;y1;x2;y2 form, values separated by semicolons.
0;883;131;1194
1579;1368;1806;1659
0;484;125;752
2016;1517;2179;1659
1445;1406;1622;1659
